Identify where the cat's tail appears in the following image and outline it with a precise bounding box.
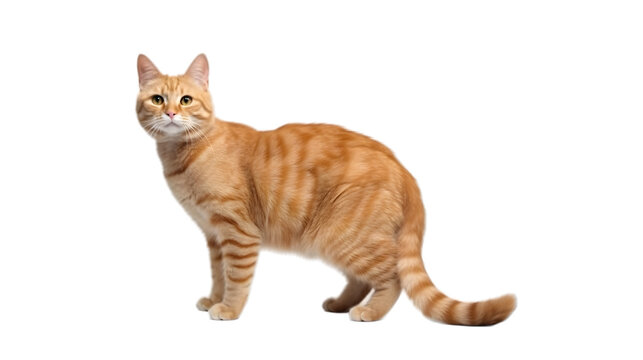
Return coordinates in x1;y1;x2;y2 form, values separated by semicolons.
396;176;517;326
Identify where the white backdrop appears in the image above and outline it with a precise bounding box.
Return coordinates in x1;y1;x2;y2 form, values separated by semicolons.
1;1;642;358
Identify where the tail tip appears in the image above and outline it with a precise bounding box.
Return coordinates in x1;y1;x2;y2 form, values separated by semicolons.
507;293;518;310
489;293;517;325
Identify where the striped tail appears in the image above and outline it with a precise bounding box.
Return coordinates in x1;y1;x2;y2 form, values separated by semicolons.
397;177;516;326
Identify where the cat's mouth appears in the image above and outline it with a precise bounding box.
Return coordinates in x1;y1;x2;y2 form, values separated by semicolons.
166;122;181;128
159;121;184;135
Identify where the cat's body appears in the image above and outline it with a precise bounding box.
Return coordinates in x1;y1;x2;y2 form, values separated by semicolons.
136;54;516;324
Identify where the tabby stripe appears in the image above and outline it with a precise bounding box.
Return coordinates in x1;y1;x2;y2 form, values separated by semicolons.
205;238;223;262
231;207;252;224
369;257;398;283
224;252;258;261
443;301;461;325
398;264;425;278
271;135;291;217
227;273;254;283
435;297;456;321
301;169;317;227
202;101;213;114
262;134;272;162
448;303;464;324
275;133;288;157
221;239;260;249
196;194;217;205
224;194;242;205
286;169;302;218
261;134;276;220
331;195;380;261
196;193;243;206
425;292;447;316
333;235;369;267
210;213;259;239
352;246;390;277
408;279;433;299
334;230;379;268
165;166;188;178
397;249;422;260
347;190;382;235
286;129;311;219
231;261;257;270
468;302;479;325
245;172;265;229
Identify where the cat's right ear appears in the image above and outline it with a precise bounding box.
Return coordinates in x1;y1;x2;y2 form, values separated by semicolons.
137;54;161;88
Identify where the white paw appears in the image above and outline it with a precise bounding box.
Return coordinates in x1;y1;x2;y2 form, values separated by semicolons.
208;303;239;320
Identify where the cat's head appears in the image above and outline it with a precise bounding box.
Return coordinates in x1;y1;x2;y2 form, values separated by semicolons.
136;54;214;141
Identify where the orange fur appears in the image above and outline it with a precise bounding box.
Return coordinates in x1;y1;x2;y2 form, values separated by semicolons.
136;54;517;324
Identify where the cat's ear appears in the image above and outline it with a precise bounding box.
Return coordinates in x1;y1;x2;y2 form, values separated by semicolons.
185;54;209;89
137;54;161;88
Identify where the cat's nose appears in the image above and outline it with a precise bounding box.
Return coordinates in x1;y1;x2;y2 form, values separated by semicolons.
166;112;176;120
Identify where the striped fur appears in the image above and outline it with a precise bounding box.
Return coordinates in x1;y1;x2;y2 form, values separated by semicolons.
136;54;517;324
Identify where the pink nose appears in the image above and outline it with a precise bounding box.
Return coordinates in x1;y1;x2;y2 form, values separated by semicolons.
166;112;176;120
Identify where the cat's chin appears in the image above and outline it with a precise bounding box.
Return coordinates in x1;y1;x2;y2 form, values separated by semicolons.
162;123;184;134
149;127;186;141
149;122;184;136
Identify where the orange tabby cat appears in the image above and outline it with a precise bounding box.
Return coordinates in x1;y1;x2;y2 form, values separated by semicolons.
136;54;516;324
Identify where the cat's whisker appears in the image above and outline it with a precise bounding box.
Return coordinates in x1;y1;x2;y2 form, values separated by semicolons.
183;119;206;144
184;123;197;144
145;120;160;133
190;124;212;149
148;119;167;138
143;117;176;138
181;119;196;140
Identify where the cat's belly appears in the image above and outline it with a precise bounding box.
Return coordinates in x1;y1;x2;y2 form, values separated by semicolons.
260;223;318;257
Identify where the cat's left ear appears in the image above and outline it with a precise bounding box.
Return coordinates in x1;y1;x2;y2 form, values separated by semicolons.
185;54;209;89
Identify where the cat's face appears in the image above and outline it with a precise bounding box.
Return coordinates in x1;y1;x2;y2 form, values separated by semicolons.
136;54;214;141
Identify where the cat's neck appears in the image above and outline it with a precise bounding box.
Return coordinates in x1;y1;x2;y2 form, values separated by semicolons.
155;119;220;175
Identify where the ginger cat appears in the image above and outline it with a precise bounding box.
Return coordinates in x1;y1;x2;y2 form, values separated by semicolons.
136;54;516;324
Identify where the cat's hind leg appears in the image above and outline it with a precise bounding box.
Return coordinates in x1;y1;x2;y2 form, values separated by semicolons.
342;236;402;321
322;276;371;313
349;278;401;322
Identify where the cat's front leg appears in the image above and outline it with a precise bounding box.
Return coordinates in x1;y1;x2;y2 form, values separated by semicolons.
196;236;225;311
208;229;261;320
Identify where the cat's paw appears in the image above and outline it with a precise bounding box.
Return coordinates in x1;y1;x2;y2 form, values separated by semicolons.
349;305;380;322
322;297;350;313
208;303;239;320
196;297;215;311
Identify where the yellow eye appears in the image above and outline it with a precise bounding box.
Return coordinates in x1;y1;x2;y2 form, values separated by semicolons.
151;95;164;105
180;95;193;106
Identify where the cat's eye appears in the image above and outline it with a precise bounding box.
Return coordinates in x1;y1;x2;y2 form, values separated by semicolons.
180;95;193;106
151;95;164;105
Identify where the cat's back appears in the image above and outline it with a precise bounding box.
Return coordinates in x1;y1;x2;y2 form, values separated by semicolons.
252;123;403;181
275;122;395;158
253;122;407;199
247;122;408;249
